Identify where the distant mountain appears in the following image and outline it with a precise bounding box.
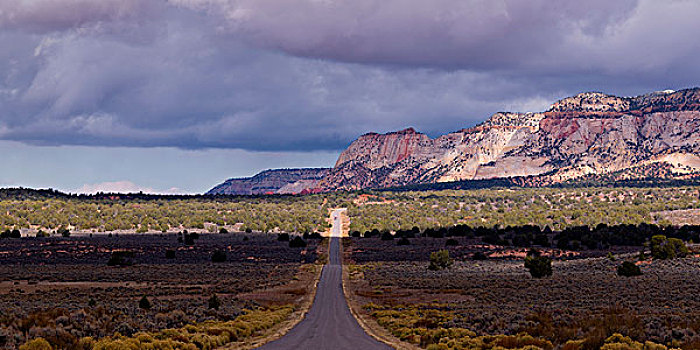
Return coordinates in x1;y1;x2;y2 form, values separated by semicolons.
318;88;700;190
207;168;330;195
209;88;700;194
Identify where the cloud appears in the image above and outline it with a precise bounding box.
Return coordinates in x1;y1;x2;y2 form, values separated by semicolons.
75;181;183;195
0;0;155;33
0;0;699;153
176;0;637;70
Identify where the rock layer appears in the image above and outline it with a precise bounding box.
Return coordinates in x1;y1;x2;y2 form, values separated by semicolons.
320;88;700;190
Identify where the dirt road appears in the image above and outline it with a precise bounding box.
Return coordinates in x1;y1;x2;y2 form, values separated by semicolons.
257;237;392;349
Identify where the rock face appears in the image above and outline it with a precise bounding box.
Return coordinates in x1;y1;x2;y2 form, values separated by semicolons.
320;88;700;190
207;168;329;195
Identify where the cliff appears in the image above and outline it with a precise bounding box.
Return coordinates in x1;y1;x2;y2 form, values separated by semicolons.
319;88;700;190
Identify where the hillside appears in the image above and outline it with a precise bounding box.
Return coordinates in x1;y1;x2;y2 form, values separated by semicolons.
207;168;329;195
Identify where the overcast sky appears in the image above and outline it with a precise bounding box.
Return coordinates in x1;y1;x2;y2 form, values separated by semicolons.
1;0;699;193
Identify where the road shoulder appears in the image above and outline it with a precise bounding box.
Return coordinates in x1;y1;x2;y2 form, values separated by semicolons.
340;239;419;350
220;254;324;349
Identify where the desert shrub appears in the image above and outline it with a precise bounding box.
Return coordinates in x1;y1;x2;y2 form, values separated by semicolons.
211;250;227;262
139;296;151;310
90;306;293;350
472;251;488;260
428;250;453;270
182;231;199;245
10;229;21;238
512;234;532;247
20;338;52;350
208;295;221;310
617;261;642;277
35;230;49;237
277;233;290;241
289;236;307;248
76;337;95;350
364;229;380;238
638;251;646;261
445;238;458;246
524;251;552;278
351;231;361;238
650;235;688;259
219;228;228;233
303;232;322;239
601;333;668;350
397;237;411;246
534;233;550;247
57;227;70;237
381;231;394;240
107;251;134;266
165;249;176;259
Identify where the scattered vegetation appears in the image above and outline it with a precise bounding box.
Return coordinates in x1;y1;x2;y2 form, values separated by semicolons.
211;250;227;262
428;250;453;270
20;306;294;350
289;236;307;248
617;261;643;277
524;250;552;278
0;234;318;348
347;235;700;349
650;235;689;260
139;296;151;310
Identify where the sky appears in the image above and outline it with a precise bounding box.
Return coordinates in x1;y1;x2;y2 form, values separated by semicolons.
1;0;700;193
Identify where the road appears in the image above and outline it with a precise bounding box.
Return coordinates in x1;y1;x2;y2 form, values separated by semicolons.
330;208;345;238
258;236;391;349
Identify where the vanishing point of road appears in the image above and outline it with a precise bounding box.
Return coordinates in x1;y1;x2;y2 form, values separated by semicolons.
258;209;392;350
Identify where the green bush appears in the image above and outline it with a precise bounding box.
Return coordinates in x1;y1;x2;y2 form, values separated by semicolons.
617;261;642;277
57;227;70;237
524;251;552;278
650;235;688;260
429;250;453;270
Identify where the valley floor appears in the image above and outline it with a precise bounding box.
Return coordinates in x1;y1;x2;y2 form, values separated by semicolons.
344;236;700;350
0;233;322;349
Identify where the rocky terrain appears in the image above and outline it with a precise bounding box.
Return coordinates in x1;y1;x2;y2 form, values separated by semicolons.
209;88;700;193
321;88;700;190
207;168;329;195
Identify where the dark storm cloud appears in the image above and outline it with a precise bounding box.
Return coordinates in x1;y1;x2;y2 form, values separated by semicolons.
1;0;699;151
196;0;638;70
